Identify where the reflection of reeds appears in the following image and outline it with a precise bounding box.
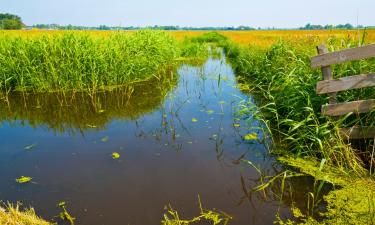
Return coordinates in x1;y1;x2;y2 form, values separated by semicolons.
0;74;177;134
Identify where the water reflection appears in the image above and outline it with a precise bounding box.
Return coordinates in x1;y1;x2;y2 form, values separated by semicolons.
0;73;177;134
0;53;315;225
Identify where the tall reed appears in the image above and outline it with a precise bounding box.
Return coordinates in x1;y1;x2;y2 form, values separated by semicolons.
0;30;179;92
223;36;375;174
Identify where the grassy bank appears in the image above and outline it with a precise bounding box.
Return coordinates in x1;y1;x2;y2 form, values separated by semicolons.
223;34;375;173
0;204;51;225
0;30;178;92
216;32;375;224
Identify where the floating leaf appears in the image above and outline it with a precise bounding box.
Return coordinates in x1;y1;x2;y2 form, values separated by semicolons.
206;110;214;114
16;176;32;184
101;136;109;142
24;143;37;151
218;101;225;105
244;133;258;141
112;152;120;159
191;118;198;123
234;124;240;127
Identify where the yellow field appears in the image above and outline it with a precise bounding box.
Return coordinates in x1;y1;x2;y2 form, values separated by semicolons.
2;29;375;48
220;30;375;47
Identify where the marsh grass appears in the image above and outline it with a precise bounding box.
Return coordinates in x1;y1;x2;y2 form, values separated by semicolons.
0;30;179;92
224;36;375;174
0;203;52;225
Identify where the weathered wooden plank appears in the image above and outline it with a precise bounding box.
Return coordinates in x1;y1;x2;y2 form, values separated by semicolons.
311;44;375;68
322;99;375;116
317;45;337;104
317;73;375;94
340;126;375;139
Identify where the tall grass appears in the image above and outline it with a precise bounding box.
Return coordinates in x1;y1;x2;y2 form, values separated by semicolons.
223;35;375;174
0;203;51;225
0;30;179;92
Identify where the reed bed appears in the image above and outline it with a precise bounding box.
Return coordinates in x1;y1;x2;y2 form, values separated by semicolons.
222;32;375;174
0;30;179;91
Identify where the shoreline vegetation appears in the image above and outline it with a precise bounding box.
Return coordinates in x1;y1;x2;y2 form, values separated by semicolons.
219;31;375;224
0;204;51;225
0;29;375;224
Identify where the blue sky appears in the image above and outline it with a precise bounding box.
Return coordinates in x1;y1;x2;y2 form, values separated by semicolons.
2;0;375;27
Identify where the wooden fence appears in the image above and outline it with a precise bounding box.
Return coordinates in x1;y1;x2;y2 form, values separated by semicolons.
311;44;375;139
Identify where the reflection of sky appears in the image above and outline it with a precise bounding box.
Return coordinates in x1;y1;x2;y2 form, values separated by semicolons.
3;0;375;27
0;55;285;225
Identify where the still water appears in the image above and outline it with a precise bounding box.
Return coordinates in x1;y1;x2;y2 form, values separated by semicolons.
0;55;309;224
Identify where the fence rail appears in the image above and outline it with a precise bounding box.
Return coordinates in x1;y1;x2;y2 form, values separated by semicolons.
312;44;375;139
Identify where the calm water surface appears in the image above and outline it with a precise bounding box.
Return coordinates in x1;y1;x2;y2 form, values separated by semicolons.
0;55;309;224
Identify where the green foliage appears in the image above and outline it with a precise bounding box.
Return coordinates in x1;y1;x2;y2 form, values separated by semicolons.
58;202;75;225
225;38;375;173
190;32;228;45
0;203;52;225
0;30;179;91
277;157;375;225
162;197;232;225
0;13;24;30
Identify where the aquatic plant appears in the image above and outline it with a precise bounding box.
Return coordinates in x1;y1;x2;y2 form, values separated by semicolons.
162;196;232;225
58;202;75;225
0;30;178;92
111;152;120;159
15;176;32;184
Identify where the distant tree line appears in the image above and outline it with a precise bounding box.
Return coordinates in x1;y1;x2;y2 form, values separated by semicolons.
30;24;257;31
0;13;24;29
299;23;366;30
2;13;373;31
30;23;375;31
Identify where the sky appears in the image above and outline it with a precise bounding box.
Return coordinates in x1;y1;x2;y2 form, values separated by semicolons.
1;0;375;27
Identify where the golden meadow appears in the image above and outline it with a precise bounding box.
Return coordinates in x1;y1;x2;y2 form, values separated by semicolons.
3;29;375;46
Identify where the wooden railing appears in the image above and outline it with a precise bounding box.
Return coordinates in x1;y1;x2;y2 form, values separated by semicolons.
311;44;375;139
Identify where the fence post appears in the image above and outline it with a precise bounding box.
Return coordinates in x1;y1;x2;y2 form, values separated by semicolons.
317;44;337;104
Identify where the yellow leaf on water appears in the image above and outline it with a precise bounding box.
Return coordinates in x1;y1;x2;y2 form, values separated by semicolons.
16;176;32;184
234;124;240;127
112;152;120;159
192;118;198;123
206;110;214;115
244;133;258;141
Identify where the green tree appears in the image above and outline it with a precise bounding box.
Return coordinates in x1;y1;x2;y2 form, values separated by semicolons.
0;13;24;30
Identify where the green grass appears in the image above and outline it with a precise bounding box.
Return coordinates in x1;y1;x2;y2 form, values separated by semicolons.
223;37;375;175
0;30;179;92
0;203;52;225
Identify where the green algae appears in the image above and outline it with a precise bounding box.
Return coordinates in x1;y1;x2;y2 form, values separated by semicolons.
278;156;375;225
